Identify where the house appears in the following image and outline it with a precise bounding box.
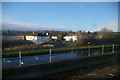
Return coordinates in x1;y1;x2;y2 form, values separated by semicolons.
35;36;49;45
16;36;26;40
51;36;58;40
26;36;37;41
25;33;50;45
63;36;77;42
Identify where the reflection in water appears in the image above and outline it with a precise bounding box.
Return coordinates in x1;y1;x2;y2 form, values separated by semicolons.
49;56;52;62
35;56;38;59
2;50;111;68
19;59;24;66
6;60;11;63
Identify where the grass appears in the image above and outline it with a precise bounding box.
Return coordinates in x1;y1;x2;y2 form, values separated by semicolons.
2;44;118;58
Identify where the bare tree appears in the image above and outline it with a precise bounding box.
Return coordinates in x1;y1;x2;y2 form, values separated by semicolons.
98;27;113;38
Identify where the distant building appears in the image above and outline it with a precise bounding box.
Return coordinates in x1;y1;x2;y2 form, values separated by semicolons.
2;32;50;45
95;35;103;39
37;33;49;36
16;36;26;40
26;36;37;41
51;36;58;40
63;36;77;42
46;33;49;36
99;35;103;39
35;36;49;45
25;36;49;45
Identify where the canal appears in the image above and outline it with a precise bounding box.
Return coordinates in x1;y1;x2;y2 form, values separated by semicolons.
2;48;114;68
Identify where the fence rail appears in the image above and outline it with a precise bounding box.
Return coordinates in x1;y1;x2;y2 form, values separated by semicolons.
2;44;119;67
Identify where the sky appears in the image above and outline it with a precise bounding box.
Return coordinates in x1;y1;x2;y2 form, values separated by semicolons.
2;2;118;32
2;0;120;2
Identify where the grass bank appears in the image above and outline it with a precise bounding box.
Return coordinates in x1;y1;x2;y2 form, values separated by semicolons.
2;44;118;58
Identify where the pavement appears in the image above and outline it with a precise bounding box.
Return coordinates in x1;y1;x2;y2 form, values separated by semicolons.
38;60;120;80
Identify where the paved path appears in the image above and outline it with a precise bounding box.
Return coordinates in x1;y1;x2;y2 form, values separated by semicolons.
39;60;120;80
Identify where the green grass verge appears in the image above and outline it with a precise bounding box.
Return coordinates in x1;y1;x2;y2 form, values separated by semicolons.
3;44;118;55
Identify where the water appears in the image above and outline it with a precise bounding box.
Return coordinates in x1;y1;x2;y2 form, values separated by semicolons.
2;50;109;68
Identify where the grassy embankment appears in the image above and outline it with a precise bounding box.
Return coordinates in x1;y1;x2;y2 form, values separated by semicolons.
2;44;118;58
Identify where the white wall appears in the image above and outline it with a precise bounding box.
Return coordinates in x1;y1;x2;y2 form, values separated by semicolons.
51;36;57;39
26;36;37;41
63;36;77;42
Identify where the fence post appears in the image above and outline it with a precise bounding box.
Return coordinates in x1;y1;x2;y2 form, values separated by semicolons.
49;48;52;62
112;43;114;53
88;42;90;56
49;56;52;62
102;45;104;54
71;46;73;53
19;50;22;66
50;48;51;56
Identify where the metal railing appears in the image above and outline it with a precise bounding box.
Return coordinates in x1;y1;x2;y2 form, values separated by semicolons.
18;43;116;66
